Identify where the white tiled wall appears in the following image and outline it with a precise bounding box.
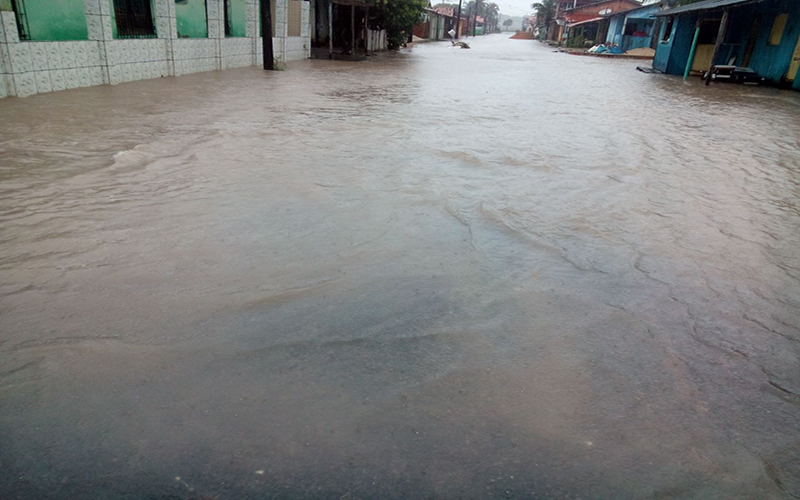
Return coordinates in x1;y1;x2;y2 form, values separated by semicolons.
0;0;310;98
285;37;310;61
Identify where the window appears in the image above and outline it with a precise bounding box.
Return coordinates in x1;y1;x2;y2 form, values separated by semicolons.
660;16;674;42
12;0;89;41
10;0;30;40
226;0;247;37
113;0;156;38
175;0;209;38
769;13;788;46
224;0;232;36
287;0;303;37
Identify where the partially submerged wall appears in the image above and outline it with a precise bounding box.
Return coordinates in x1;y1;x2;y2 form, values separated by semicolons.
0;0;310;98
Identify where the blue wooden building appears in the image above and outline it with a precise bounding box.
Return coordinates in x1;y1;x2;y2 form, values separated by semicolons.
605;4;660;52
652;0;800;90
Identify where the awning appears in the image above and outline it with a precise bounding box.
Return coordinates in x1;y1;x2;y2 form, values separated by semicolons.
654;0;758;16
567;17;605;28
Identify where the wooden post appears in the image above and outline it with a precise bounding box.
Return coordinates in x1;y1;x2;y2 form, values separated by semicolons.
350;3;355;55
705;9;729;85
328;0;333;58
261;0;274;69
684;20;701;80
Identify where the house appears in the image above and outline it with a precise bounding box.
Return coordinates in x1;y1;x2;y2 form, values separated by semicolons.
472;15;485;36
545;0;597;42
413;8;447;40
604;2;660;51
652;0;799;89
310;0;377;59
433;5;469;38
559;0;643;47
0;0;312;98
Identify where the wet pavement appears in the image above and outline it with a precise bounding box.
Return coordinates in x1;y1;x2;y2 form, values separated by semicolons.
1;34;800;499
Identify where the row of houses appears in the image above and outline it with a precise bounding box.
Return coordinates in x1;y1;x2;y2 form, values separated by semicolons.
537;0;799;90
540;0;659;48
0;0;392;98
412;5;481;42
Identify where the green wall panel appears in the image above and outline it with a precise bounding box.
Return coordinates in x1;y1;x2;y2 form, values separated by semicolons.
229;0;246;37
20;0;89;40
175;0;208;38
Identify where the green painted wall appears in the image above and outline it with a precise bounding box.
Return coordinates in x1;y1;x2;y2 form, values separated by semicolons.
229;0;246;37
110;0;157;38
175;0;208;38
19;0;89;40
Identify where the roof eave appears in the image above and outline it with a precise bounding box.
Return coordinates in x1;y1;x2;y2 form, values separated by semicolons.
654;0;761;17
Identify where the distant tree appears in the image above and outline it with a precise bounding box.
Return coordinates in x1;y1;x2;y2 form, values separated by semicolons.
531;0;556;26
503;18;513;28
373;0;429;49
484;2;500;32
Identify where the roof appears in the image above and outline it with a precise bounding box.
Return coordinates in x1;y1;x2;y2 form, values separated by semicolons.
567;16;605;27
603;4;658;19
654;0;758;16
562;0;642;15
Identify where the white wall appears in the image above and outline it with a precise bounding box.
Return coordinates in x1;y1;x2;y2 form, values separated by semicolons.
0;0;310;98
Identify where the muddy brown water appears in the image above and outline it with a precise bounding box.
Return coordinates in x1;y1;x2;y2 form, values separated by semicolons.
1;35;799;499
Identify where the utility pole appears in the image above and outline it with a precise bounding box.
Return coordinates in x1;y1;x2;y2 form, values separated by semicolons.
261;0;275;70
455;0;463;39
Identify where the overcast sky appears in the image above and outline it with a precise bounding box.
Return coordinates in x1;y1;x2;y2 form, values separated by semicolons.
497;0;535;17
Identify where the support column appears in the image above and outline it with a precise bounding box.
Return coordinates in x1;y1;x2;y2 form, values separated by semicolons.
153;0;177;76
684;20;701;80
85;0;113;85
350;3;354;55
328;0;332;57
274;0;288;63
207;0;224;70
0;10;21;96
246;0;259;65
705;9;729;85
300;0;310;58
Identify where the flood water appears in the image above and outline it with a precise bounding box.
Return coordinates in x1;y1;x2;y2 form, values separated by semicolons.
1;35;800;499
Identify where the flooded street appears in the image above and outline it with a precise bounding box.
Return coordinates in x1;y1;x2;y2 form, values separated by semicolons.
1;34;800;499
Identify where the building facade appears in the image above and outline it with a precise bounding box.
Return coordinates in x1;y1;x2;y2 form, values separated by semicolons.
604;3;659;51
653;0;800;89
0;0;311;98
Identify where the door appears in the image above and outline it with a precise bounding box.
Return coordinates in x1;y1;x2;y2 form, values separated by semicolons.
789;33;800;82
691;19;721;73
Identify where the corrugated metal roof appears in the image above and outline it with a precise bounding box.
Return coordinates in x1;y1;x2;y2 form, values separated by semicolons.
654;0;759;16
604;4;659;19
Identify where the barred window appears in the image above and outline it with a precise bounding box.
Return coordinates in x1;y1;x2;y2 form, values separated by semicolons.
114;0;157;39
